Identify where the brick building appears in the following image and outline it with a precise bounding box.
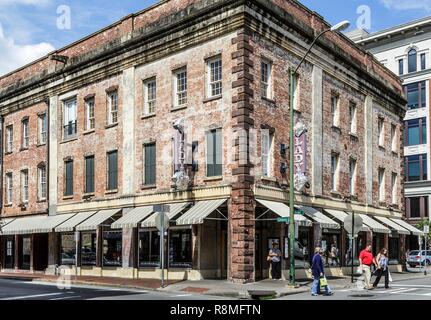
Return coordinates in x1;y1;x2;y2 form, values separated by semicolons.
0;0;421;283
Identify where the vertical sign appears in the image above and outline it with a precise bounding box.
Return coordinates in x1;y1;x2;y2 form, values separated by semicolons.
294;132;307;175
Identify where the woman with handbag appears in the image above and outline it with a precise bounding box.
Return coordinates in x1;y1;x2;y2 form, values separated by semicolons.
268;242;282;280
311;247;334;296
372;248;390;289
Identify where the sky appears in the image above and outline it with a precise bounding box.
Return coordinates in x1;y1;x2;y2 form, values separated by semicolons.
1;0;431;77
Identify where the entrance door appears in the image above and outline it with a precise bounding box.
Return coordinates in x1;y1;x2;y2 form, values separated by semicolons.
4;237;14;269
255;230;262;280
33;234;48;271
20;236;31;270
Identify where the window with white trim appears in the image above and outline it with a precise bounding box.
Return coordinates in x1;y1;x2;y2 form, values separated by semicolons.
173;69;187;107
38;113;47;145
207;56;222;98
38;165;47;201
261;60;272;99
391;124;397;152
261;130;273;177
22;118;29;149
331;94;339;127
63;98;77;140
5;173;12;205
349;159;357;195
6;125;13;153
391;172;397;205
21;169;29;203
378;168;385;202
378;117;385;147
144;78;157;114
85;98;95;131
349;102;357;134
331;153;339;192
107;91;118;125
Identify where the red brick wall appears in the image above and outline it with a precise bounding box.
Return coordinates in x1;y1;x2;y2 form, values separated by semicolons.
3;103;48;217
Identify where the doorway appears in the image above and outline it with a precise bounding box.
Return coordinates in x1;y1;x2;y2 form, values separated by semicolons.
3;237;14;269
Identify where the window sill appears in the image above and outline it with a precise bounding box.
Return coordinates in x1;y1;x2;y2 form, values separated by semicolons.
141;113;156;120
348;132;358;139
171;105;188;112
141;184;157;190
20;147;29;152
392;151;398;157
105;123;118;130
61;137;78;144
261;96;276;104
83;193;95;198
204;176;223;182
4;151;13;156
330;191;342;198
83;129;95;136
378;201;387;207
378;145;386;151
62;196;74;200
105;189;118;195
36;199;47;203
4;204;12;208
390;203;399;210
261;176;277;182
203;95;222;103
37;143;47;147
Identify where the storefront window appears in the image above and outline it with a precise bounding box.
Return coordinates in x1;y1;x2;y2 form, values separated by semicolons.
60;233;76;265
103;231;122;266
21;236;31;270
139;230;160;268
169;229;192;268
81;232;97;266
345;232;366;266
321;232;340;267
297;227;310;264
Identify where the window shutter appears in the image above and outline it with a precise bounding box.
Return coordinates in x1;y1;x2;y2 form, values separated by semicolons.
108;152;118;190
65;161;73;196
145;144;156;185
86;157;95;193
262;131;269;176
215;129;222;176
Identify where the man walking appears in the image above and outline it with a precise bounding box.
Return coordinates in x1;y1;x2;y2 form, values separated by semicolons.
358;243;377;290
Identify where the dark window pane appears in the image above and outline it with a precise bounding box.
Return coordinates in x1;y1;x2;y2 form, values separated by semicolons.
399;59;404;75
409;197;421;218
60;233;76;265
103;231;122;266
144;144;156;185
139;231;160;267
85;156;95;193
423;157;428;180
408;49;417;73
421;53;426;70
169;229;192;268
107;151;118;190
423;121;428;144
407;120;420;145
406;84;419;109
207;129;222;177
81;232;97;266
65;161;73;196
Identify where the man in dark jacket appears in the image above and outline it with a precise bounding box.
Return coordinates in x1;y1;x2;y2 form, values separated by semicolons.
311;247;333;296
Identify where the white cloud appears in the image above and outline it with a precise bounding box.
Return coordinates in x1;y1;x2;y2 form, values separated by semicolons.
0;23;55;76
380;0;431;12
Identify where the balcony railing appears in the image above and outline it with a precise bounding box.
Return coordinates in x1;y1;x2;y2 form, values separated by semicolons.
63;121;77;140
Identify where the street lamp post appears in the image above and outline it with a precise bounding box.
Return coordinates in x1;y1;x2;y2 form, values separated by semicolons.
288;20;350;286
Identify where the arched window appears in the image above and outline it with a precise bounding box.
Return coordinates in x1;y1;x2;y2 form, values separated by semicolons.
408;49;417;73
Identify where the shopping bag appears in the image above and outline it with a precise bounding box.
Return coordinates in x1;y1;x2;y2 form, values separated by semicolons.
319;277;328;287
388;270;393;282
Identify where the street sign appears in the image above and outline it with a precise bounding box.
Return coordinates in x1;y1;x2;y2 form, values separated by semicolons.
424;225;430;234
277;217;290;223
155;212;170;231
294;209;304;215
343;214;363;235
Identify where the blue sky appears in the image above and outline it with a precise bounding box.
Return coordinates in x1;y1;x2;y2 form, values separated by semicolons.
1;0;431;76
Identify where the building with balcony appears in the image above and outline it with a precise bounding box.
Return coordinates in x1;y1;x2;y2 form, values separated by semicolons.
0;0;419;283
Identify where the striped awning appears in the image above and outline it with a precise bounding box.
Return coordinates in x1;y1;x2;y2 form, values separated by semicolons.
1;214;76;235
176;199;228;226
391;219;424;236
76;209;121;231
358;214;391;234
141;202;191;228
324;210;370;232
55;211;97;232
298;206;340;230
255;199;312;227
373;216;410;235
0;218;16;229
111;206;154;229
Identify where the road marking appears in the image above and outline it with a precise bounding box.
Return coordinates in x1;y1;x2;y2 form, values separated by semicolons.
391;284;431;288
2;292;63;300
389;288;417;294
172;294;193;297
50;296;81;300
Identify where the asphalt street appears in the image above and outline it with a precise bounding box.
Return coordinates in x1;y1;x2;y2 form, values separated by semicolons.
279;272;431;300
0;278;231;300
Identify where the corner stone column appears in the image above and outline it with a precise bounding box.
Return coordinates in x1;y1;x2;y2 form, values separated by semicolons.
47;232;60;271
229;28;255;284
122;228;136;269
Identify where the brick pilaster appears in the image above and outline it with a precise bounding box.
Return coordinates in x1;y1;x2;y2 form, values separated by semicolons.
229;28;255;283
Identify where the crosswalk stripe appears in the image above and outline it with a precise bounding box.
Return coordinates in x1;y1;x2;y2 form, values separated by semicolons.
2;292;63;300
389;288;417;294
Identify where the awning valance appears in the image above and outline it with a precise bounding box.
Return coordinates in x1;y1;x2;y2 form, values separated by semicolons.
358;214;391;234
391;219;424;236
299;206;340;230
111;206;154;229
324;209;370;232
176;199;228;226
373;216;410;235
55;211;97;232
2;214;75;235
255;199;312;227
76;209;121;231
142;202;191;228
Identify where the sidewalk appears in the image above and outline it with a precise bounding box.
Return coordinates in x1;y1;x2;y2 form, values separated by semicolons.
0;270;428;299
